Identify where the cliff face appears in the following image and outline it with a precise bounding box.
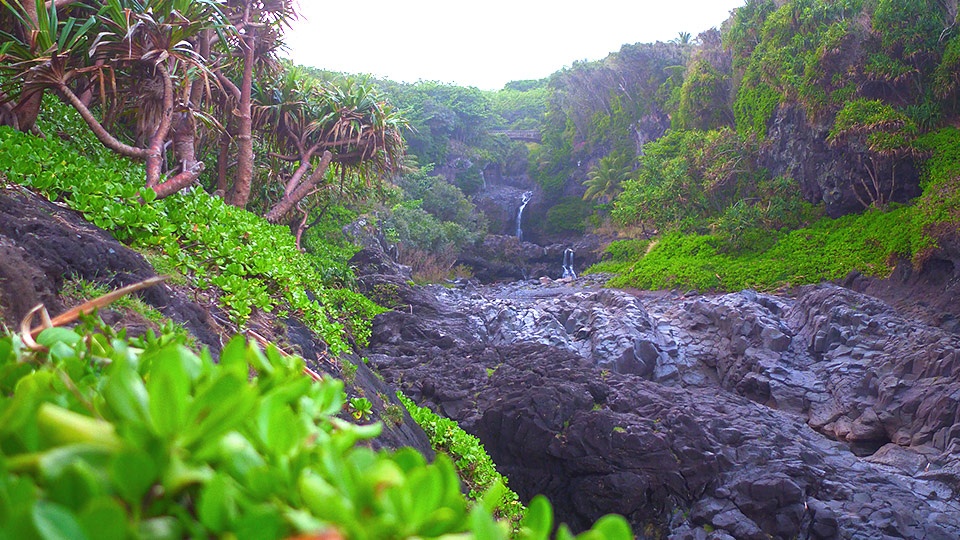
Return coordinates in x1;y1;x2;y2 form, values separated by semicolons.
763;105;922;217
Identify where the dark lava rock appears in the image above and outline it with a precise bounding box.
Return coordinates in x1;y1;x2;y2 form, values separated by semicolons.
362;271;960;538
0;185;221;349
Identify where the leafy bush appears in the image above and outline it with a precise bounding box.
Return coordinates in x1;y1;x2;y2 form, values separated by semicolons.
545;198;593;235
397;393;524;522
0;322;631;539
0;104;382;355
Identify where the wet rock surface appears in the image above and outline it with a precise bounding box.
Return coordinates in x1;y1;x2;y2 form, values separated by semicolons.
363;269;960;538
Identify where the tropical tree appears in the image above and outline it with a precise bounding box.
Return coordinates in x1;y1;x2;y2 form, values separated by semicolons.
255;69;406;224
583;152;632;204
216;0;297;208
0;0;228;197
0;0;94;132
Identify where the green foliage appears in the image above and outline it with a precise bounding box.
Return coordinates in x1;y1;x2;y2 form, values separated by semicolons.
397;393;524;523
0;105;382;355
675;59;733;131
829;98;917;152
582;152;632;204
0;320;633;538
733;83;781;139
613;128;773;235
545;198;594;235
587;239;651;275
598;206;919;291
348;397;373;420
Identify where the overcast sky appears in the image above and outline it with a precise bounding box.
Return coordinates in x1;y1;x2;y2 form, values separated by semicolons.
285;1;745;90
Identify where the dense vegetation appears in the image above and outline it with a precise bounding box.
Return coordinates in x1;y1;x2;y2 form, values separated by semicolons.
570;0;960;290
0;316;631;538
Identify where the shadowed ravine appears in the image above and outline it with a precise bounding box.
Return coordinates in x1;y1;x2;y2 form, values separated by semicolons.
354;245;960;539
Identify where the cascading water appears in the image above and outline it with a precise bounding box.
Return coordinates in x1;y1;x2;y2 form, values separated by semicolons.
562;248;577;279
516;191;533;241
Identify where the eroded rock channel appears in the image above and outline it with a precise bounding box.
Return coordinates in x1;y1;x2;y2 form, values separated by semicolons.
358;249;960;539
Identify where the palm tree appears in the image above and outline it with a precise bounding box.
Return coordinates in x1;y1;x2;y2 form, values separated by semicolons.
0;0;95;132
1;0;229;196
583;153;632;204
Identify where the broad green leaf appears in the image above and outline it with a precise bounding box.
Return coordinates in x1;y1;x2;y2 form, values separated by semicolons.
469;505;504;540
180;372;255;450
137;517;182;540
31;501;90;540
146;352;189;438
110;449;158;505
197;473;234;533
103;360;150;425
520;495;553;540
77;497;127;540
582;515;633;539
35;328;81;349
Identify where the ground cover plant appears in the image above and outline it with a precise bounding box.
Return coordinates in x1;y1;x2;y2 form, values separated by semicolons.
0;104;381;355
0;317;632;539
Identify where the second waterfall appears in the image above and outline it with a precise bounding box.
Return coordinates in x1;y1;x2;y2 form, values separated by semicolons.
516;191;533;241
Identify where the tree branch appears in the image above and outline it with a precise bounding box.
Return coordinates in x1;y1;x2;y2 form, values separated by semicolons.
265;150;332;223
57;83;147;159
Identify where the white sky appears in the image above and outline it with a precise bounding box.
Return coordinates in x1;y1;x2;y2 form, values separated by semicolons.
285;1;745;90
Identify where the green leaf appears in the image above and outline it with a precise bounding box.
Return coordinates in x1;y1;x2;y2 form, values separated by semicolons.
35;327;81;348
198;473;234;533
582;515;633;539
31;501;90;540
520;495;553;540
146;351;190;438
77;497;127;540
103;359;150;425
180;372;255;450
140;187;157;204
469;505;504;540
110;449;158;505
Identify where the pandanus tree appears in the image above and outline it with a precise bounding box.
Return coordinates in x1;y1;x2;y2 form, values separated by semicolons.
216;0;296;208
0;0;94;132
255;69;406;224
0;0;228;197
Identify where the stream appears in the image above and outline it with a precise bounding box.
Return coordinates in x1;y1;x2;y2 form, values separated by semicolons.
355;242;960;538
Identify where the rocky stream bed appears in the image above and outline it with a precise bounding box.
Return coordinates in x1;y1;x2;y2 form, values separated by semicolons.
356;246;960;539
3;185;960;539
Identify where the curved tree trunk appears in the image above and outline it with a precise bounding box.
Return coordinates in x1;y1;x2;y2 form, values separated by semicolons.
145;63;175;188
265;150;333;223
57;83;148;159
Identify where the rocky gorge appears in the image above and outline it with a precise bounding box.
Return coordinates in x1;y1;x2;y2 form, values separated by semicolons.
4;177;960;538
355;239;960;538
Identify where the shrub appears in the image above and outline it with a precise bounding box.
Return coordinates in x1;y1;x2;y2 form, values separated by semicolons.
0;321;632;539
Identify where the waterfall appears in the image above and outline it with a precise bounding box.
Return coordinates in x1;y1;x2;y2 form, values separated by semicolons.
562;248;577;279
516;191;533;241
480;169;486;190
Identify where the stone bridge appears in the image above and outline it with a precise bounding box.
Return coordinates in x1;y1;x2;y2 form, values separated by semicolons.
489;130;542;143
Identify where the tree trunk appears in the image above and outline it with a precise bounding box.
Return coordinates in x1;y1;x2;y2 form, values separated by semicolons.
150;162;206;199
12;84;43;132
265;150;333;223
57;83;147;159
145;63;175;188
171;110;198;173
217;128;232;196
226;28;257;208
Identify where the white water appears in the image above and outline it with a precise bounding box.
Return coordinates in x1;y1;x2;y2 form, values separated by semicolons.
516;191;533;241
562;248;577;279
